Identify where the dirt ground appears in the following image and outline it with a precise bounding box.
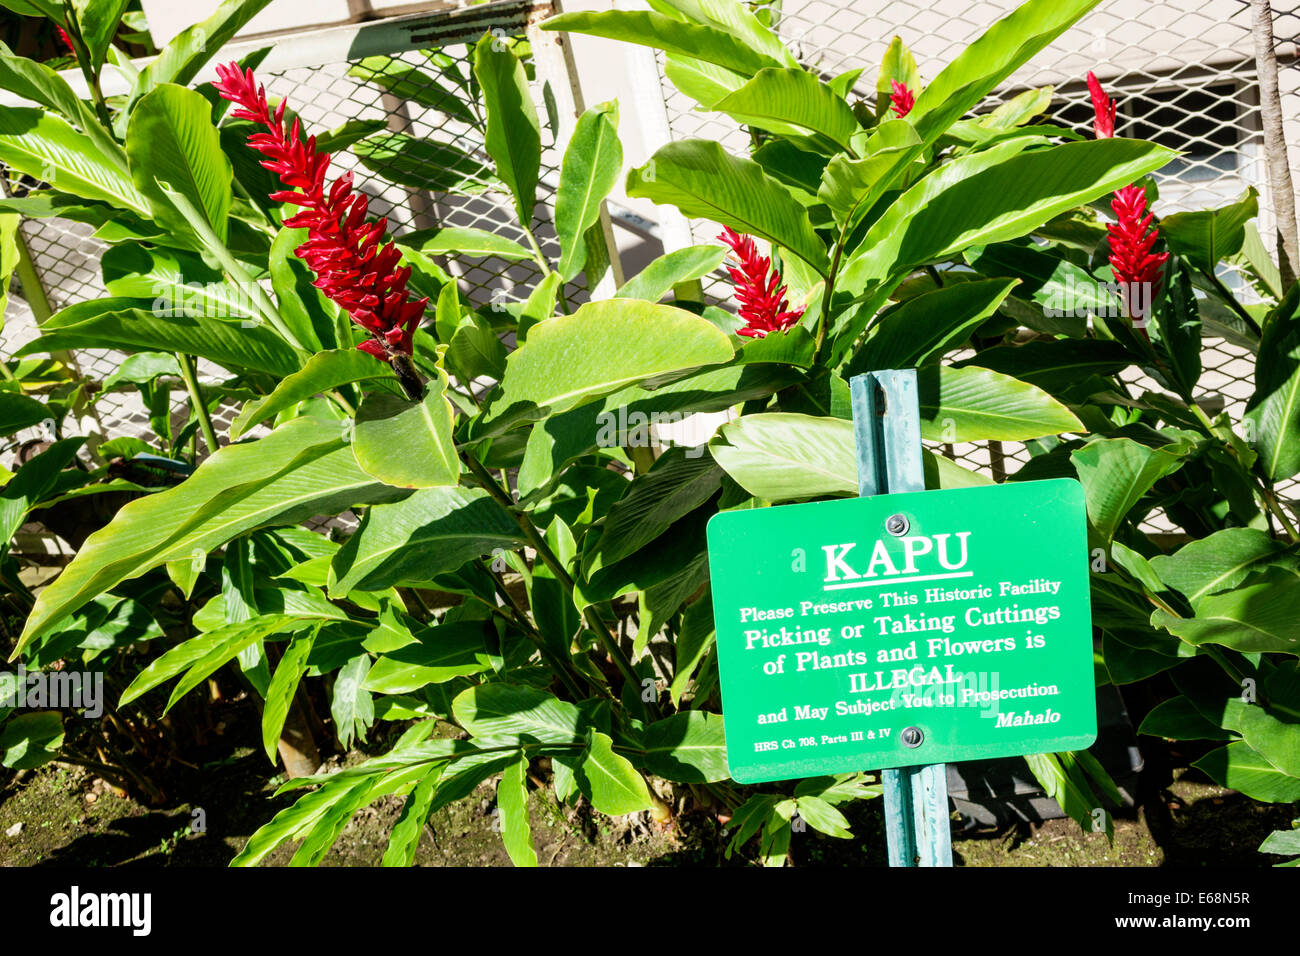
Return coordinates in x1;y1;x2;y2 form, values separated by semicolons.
1;711;1294;867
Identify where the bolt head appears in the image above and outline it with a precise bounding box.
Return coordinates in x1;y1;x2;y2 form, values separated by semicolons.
886;514;909;536
902;726;924;748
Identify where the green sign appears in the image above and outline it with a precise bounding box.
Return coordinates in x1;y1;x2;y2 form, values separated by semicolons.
706;478;1096;784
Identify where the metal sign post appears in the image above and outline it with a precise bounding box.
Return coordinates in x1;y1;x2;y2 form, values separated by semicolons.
849;369;952;867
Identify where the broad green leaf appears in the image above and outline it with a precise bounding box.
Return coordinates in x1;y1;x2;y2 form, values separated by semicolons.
269;226;337;354
452;682;586;744
1138;696;1234;741
132;0;273;99
627;139;829;274
363;621;493;693
0;44;125;165
473;34;540;224
381;765;442;867
262;627;315;762
351;375;460;489
16;419;410;652
589;447;723;568
126;84;233;244
1245;286;1300;480
101;243;254;322
650;0;798;66
670;598;715;706
953;339;1132;394
0;711;63;770
794;795;852;838
1151;567;1300;655
847;278;1017;374
330;487;525;596
1161;187;1258;273
0;391;49;437
542;9;783;77
314;118;389;153
556;101;622;283
232;349;396;439
714;67;859;153
71;0;130;72
839;138;1176;289
710;413;855;501
578;731;654;816
408;226;532;261
817;121;922;227
497;753;538;866
1069;437;1187;542
446;312;507;382
494;298;733;417
1192;741;1300;802
331;653;374;748
0;437;84;547
615;244;727;302
1025;751;1113;842
352;132;495;194
0;107;148;214
1148;528;1290;605
1259;829;1300;858
980;86;1054;129
641;710;727;782
877;35;921;101
918;365;1083;442
166;614;297;714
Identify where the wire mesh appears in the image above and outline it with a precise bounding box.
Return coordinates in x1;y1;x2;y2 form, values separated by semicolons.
652;0;1298;531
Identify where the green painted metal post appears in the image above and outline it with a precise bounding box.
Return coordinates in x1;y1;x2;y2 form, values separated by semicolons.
849;369;953;868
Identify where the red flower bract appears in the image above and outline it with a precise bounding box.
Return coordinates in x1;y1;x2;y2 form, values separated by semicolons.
1108;184;1168;321
212;63;427;393
889;79;915;118
1086;71;1115;139
718;227;804;339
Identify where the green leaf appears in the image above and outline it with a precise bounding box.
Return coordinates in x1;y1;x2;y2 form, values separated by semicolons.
381;765;442;867
269;226;337;354
671;597;715;706
794;795;852;838
1260;828;1300;857
408;226;532;261
0;392;50;437
473;33;541;225
589;447;723;568
126;84;233;244
1069;437;1187;542
817;120;922;228
1245;286;1300;480
0;711;63;770
1192;741;1300;803
556;101;622;282
497;753;538;866
839;138;1176;289
20;300;300;378
232;349;396;439
351;375;460;489
330;487;524;596
71;0;130;72
1151;567;1300;655
493;298;734;418
542;9;782;78
452;682;586;744
1161;188;1258;273
641;711;727;782
363;621;493;693
615;244;727;302
917;365;1083;442
16;419;410;653
1148;528;1290;605
132;0;273;99
0;107;149;214
331;653;374;748
165;614;298;714
0;43;125;164
710;413;855;501
0;437;84;548
714;67;859;153
446;312;507;383
848;278;1017;374
352;133;495;194
627;139;828;274
877;35;920;101
1138;696;1234;741
578;731;654;816
262;627;315;762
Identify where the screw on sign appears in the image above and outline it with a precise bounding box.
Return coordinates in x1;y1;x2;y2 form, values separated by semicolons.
705;370;1097;867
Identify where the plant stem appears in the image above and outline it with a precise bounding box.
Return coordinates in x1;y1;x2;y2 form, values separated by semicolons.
521;223;552;277
176;352;220;455
465;454;645;699
812;232;846;364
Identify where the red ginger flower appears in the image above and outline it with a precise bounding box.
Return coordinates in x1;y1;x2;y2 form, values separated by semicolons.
1086;71;1116;139
212;62;427;397
889;79;915;118
718;227;804;339
1108;184;1168;322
